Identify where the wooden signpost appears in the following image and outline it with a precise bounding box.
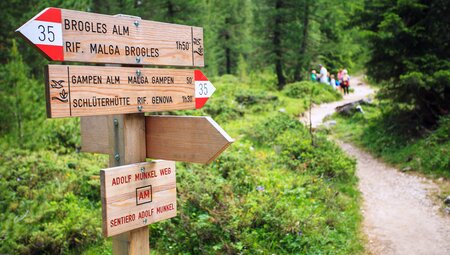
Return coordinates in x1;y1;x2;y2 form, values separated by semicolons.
106;114;149;254
45;65;215;117
101;161;176;237
16;8;204;66
17;7;232;255
80;116;233;164
146;116;233;164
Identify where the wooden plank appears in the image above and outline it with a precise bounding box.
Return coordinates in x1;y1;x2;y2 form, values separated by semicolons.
80;116;111;154
45;65;215;118
81;115;234;163
16;8;204;66
108;114;149;254
146;116;234;164
101;161;176;237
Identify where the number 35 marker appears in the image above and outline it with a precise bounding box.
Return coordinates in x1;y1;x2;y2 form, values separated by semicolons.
194;70;216;109
16;8;63;60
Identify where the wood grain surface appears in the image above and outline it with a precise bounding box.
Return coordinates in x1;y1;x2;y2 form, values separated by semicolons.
101;161;176;237
146;116;234;164
46;65;196;118
80;116;112;154
61;9;204;66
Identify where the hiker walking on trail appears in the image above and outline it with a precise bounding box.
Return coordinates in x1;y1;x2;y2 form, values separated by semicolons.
335;77;341;91
318;64;328;84
337;68;344;94
338;69;343;82
341;69;350;95
311;69;318;82
330;74;336;89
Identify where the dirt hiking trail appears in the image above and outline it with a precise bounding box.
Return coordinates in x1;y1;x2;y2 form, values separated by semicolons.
300;76;374;128
303;76;450;255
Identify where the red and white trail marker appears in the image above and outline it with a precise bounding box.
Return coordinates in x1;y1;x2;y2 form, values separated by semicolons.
16;8;204;66
16;8;64;60
194;70;216;109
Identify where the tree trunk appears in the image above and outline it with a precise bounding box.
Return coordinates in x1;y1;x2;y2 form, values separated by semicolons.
225;32;231;74
274;0;286;89
294;0;310;81
167;0;174;22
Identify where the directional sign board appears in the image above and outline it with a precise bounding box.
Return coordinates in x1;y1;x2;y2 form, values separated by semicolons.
101;160;176;237
146;116;234;164
16;8;204;66
45;65;215;118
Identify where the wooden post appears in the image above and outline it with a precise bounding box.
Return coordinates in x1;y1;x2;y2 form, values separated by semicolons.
18;8;216;255
108;114;149;254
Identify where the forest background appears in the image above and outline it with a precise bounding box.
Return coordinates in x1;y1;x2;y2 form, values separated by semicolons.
0;0;448;254
0;0;367;146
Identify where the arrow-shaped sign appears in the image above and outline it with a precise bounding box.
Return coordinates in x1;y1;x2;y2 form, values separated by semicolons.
16;8;204;66
80;115;233;164
45;65;215;118
145;116;234;164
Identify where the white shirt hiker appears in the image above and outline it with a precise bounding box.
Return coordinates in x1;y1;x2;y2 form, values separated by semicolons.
320;66;328;84
330;78;336;89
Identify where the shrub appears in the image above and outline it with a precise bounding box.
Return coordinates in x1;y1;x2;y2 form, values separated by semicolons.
274;130;356;180
283;81;342;103
378;70;450;129
203;97;244;123
283;81;312;98
234;89;277;106
0;149;106;254
244;113;303;145
248;71;278;91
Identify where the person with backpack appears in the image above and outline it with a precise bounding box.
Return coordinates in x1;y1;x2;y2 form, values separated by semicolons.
335;77;341;91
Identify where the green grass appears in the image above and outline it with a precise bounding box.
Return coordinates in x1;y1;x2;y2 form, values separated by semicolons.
148;113;363;254
0;149;110;254
0;73;363;254
329;103;450;179
149;76;362;254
